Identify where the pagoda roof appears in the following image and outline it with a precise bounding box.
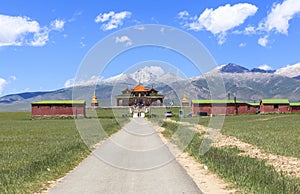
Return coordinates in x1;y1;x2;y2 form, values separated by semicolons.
122;86;131;93
149;85;158;92
132;84;148;92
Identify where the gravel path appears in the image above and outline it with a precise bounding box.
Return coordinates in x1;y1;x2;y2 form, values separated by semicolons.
47;118;201;194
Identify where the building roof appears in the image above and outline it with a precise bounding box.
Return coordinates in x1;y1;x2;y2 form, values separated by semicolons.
148;85;158;92
290;102;300;106
122;86;131;94
32;100;86;105
248;102;260;106
261;99;289;104
115;94;131;98
132;84;148;92
192;99;244;104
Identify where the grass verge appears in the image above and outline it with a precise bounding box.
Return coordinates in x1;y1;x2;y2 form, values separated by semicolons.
171;113;300;158
161;121;300;194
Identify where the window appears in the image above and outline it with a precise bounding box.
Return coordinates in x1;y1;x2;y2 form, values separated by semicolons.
274;104;279;110
247;105;250;111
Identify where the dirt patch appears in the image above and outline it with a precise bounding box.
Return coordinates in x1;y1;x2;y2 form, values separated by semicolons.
214;135;300;178
153;123;238;194
165;118;300;178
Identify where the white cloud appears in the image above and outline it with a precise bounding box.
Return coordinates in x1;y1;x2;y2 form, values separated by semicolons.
180;3;258;44
80;41;86;48
115;35;132;46
30;28;49;46
239;43;246;47
95;11;131;31
244;26;256;35
178;11;189;19
198;4;257;34
259;0;300;34
0;15;40;46
10;76;17;81
0;14;65;47
0;78;7;95
258;35;269;47
64;76;103;88
233;26;257;35
258;64;272;70
50;19;65;31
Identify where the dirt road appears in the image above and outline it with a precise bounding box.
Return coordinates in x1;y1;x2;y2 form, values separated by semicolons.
47;118;202;194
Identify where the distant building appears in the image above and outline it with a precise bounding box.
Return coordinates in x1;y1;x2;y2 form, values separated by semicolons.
290;102;300;113
31;100;86;118
181;94;190;107
191;100;259;115
115;83;164;106
191;98;300;115
260;99;290;113
91;93;99;108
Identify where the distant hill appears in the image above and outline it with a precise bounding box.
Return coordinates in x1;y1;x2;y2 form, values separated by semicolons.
1;64;300;111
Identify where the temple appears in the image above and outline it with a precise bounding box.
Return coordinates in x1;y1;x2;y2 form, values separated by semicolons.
115;82;164;106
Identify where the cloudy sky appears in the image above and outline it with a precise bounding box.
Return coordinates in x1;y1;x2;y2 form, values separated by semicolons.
1;0;300;96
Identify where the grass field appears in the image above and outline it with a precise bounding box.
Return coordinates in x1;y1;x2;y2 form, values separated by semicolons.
163;112;300;193
221;114;300;159
178;113;300;159
0;109;128;193
161;121;300;193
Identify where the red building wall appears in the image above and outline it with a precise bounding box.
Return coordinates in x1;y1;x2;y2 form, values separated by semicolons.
260;104;290;113
32;104;85;118
291;106;300;113
248;106;259;114
192;103;256;115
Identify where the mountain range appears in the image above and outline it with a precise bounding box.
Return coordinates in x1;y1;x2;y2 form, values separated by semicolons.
1;63;300;111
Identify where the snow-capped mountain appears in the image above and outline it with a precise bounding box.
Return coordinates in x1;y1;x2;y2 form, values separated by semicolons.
275;62;300;79
102;66;182;84
1;63;300;111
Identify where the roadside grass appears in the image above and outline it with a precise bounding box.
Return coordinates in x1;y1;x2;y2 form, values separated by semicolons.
0;110;127;193
170;113;300;158
161;121;300;194
221;114;300;159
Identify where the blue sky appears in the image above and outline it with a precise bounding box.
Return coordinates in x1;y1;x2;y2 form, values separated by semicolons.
1;0;300;96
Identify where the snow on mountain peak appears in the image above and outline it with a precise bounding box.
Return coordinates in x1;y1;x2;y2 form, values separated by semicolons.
275;62;300;78
102;66;170;84
130;66;165;83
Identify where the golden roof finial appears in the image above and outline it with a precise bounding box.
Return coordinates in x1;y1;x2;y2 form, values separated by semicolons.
182;93;189;103
91;91;98;104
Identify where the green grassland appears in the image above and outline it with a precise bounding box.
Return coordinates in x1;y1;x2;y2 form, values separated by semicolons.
0;109;128;193
163;112;300;193
221;114;300;158
181;113;300;158
162;121;300;193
